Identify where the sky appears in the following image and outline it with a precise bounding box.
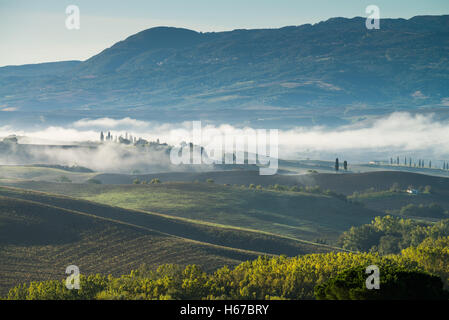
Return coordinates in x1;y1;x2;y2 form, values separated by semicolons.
0;0;448;66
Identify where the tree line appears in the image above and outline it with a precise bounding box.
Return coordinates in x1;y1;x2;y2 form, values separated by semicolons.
389;156;449;170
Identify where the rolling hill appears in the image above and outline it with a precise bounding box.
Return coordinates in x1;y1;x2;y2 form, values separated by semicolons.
0;165;97;183
0;195;256;296
0;179;381;244
0;185;340;295
4;164;449;215
2;168;449;295
90;169;449;195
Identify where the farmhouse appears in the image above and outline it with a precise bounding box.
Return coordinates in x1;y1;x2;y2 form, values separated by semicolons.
406;188;419;195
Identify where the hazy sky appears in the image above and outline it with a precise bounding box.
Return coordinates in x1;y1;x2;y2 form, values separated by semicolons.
1;0;448;66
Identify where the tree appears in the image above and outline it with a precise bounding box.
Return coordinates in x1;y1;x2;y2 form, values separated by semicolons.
389;182;401;192
343;160;348;171
3;136;18;144
100;131;104;142
314;265;449;300
378;235;401;255
86;179;102;184
58;175;72;183
335;158;339;172
338;225;382;252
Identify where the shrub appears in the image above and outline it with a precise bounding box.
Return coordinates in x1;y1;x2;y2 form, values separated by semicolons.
58;176;72;183
315;265;449;300
86;179;102;184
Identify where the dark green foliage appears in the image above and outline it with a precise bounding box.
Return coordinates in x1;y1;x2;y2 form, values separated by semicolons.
390;182;401;192
339;224;382;252
5;252;426;300
86;179;102;185
7;274;108;300
339;216;449;254
34;164;94;173
315;265;449;300
58;176;72;183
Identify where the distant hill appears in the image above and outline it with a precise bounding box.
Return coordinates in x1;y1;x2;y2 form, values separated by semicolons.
1;16;449;125
89;169;449;193
87;169;449;216
0;179;381;243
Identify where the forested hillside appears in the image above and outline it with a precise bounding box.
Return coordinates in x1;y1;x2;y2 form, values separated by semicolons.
1;16;449;125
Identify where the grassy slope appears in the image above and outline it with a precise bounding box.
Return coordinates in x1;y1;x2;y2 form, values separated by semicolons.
348;191;449;215
92;170;449;194
0;186;344;294
0;186;334;254
91;169;449;214
6;169;449;240
0;195;265;296
4;165;449;195
0;165;95;183
0;181;380;243
303;171;449;195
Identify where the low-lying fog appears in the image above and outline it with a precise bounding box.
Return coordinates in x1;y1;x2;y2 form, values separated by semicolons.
1;112;449;173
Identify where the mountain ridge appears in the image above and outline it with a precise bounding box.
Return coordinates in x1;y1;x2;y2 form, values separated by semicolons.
1;15;448;126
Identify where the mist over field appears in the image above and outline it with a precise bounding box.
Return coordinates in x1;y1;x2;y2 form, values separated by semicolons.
1;112;448;172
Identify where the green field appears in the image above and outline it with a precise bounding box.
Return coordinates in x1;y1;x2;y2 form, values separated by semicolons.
0;165;95;183
0;195;261;296
0;181;380;244
0;185;340;295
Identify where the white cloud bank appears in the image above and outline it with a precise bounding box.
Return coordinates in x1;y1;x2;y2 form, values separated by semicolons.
1;112;449;164
73;117;149;129
281;112;449;153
